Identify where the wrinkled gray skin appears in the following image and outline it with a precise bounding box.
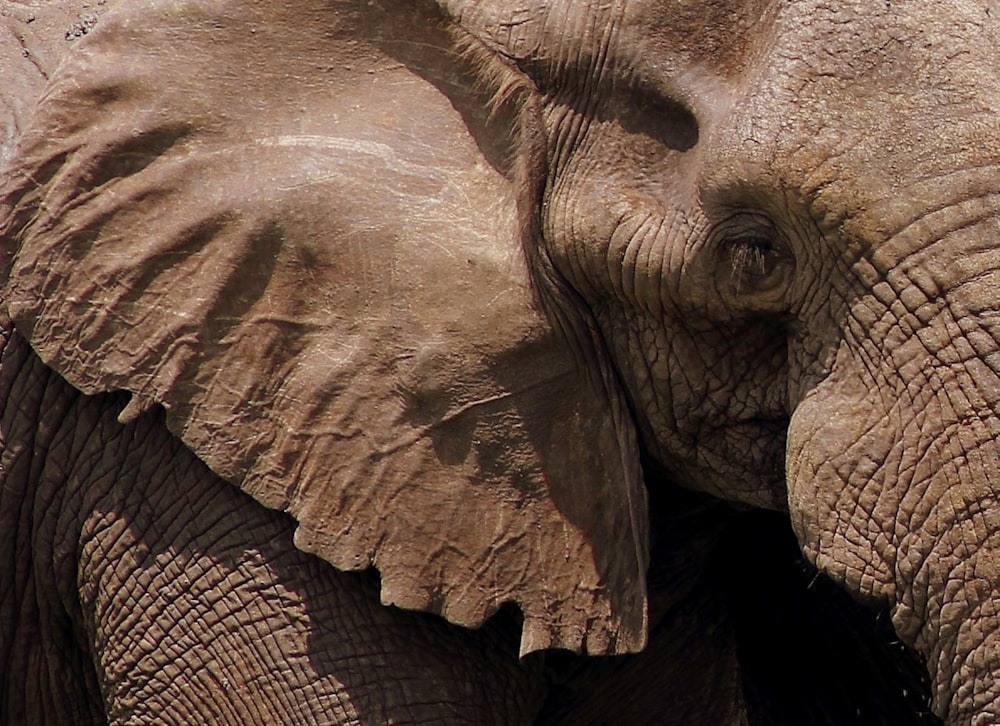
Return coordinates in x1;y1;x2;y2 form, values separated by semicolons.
492;0;1000;721
2;0;999;723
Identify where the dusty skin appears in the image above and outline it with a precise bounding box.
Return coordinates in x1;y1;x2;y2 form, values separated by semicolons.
1;0;998;723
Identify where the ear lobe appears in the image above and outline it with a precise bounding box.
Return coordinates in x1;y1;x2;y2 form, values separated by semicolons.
1;0;649;655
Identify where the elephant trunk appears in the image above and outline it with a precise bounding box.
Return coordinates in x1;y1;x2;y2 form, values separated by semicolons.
786;220;1000;722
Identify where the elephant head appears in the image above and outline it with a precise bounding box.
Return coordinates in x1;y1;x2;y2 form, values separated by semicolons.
2;0;998;721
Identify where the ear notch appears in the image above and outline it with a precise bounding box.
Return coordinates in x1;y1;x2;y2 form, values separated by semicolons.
1;0;649;656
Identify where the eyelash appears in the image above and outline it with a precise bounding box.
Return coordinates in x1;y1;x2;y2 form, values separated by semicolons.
712;216;794;307
730;236;777;285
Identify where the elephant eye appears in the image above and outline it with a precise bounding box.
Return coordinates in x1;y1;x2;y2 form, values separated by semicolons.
713;216;794;312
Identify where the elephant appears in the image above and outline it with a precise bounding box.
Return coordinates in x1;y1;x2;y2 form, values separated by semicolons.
1;0;997;723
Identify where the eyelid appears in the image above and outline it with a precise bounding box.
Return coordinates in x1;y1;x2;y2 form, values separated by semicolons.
711;212;778;244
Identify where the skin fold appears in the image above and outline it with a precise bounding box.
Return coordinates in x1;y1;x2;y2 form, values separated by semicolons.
1;0;998;723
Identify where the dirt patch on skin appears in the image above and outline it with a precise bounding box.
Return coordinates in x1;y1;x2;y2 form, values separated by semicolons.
64;10;99;40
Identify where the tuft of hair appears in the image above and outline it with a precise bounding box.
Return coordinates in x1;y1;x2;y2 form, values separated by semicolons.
449;26;534;122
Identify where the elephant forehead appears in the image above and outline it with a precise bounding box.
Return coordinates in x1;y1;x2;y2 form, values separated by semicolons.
444;3;751;140
457;1;999;115
694;0;1000;256
455;2;768;76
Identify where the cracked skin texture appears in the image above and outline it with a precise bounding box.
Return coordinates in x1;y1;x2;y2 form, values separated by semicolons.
1;0;998;723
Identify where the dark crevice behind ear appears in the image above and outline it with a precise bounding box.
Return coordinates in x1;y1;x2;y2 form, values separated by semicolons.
2;0;649;656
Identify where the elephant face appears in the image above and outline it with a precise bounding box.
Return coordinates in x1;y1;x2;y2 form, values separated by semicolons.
470;1;1000;718
469;1;791;512
3;0;999;721
494;0;1000;512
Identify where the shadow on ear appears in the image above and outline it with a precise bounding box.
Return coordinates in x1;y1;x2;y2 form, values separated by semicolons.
0;0;648;655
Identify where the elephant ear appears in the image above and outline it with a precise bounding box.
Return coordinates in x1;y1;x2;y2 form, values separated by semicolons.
0;0;648;655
